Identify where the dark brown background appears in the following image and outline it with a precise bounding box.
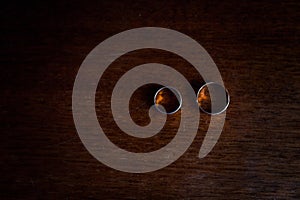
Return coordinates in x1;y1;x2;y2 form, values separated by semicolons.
1;0;299;199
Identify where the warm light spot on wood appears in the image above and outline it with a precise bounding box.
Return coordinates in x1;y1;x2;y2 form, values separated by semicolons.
155;91;164;104
198;87;209;106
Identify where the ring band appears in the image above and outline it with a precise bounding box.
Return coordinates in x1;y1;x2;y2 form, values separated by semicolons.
197;82;230;115
154;86;183;115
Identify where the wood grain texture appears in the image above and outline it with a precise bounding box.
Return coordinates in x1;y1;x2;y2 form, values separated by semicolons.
1;0;299;199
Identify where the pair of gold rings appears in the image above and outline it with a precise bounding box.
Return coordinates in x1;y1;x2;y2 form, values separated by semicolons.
154;82;230;115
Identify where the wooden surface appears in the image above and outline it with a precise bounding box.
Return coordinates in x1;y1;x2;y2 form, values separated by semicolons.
1;0;299;199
